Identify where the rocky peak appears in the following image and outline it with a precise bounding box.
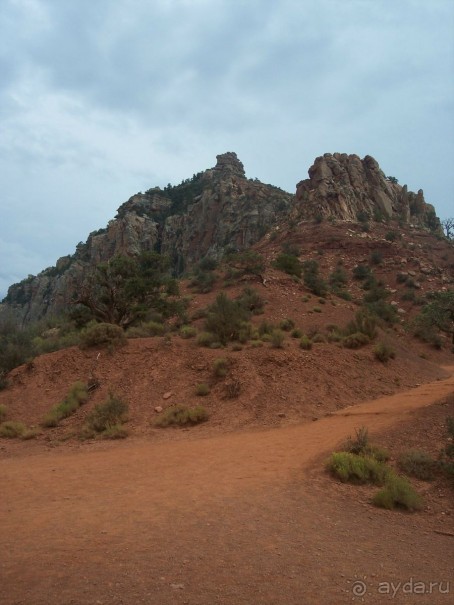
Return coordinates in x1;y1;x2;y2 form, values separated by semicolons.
296;152;440;231
213;152;246;179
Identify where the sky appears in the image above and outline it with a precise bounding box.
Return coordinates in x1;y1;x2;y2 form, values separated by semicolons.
1;0;453;298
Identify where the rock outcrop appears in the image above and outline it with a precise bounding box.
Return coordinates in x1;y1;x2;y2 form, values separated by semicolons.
3;152;293;323
296;153;440;230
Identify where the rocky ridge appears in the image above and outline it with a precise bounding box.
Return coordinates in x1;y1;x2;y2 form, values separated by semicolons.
2;152;444;323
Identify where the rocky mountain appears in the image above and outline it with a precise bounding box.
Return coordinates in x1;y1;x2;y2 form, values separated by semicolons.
1;151;444;323
295;153;440;229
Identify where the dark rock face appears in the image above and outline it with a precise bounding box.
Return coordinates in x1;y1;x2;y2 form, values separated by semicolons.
296;153;439;229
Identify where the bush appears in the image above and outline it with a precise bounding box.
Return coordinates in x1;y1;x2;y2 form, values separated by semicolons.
279;318;295;331
213;357;229;378
86;394;128;433
353;265;371;281
369;250;383;265
80;322;126;349
154;404;209;427
342;332;370;349
398;450;436;481
291;328;302;338
0;373;9;391
299;335;312;350
0;421;26;438
189;270;216;293
180;325;197;339
273;254;302;278
303;260;328;296
0;404;7;422
373;342;396;362
204;293;250;345
327;452;389;485
42;382;89;428
385;231;397;242
270;329;285;348
195;383;210;396
258;320;275;336
196;332;217;347
101;424;128;439
372;474;422;511
237;288;265;315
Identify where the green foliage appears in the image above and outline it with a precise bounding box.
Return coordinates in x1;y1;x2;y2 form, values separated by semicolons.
204;293;251;345
372;475;422;511
86;394;128;433
80;322;126;349
270;329;285;348
343;427;390;461
279;318;295;331
213;357;229;378
225;250;265;277
345;310;377;340
353;264;371;281
414;290;454;345
369;250;383;265
195;383;210;396
273;253;302;278
291;328;302;338
0;421;27;438
189;270;216;293
302;260;328;296
386;176;398;184
299;335;312;350
180;325;197;339
356;211;369;223
196;332;217;347
398;450;436;481
101;424;128;439
75;252;178;327
327;452;389;485
153;404;209;427
42;382;89;428
342;332;370;349
373;342;396;362
365;300;398;324
236;287;265;315
385;231;397;242
126;321;165;338
0;404;7;421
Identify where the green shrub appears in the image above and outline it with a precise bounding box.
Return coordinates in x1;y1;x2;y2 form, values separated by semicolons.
101;424;128;439
372;474;422;511
291;328;302;338
369;250;383;265
342;332;370;349
365;300;398;324
250;339;263;348
0;421;26;438
345;310;377;339
213;357;229;378
344;426;369;454
279;318;295;331
204;293;250;345
353;265;371;280
327;452;389;485
0;372;9;391
180;325;197;339
195;383;210;396
237;287;265;315
270;329;285;348
42;382;89;428
86;394;128;433
396;272;408;284
189;270;216;293
329;267;348;288
299;335;312;350
0;404;7;422
196;331;217;347
154;404;209;427
258;320;275;336
385;231;397;242
373;342;396;362
398;450;436;481
312;306;322;313
80;322;126;349
273;253;302;278
191;307;208;321
303;260;328;296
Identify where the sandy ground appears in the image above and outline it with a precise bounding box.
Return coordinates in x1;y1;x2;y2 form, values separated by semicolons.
1;371;453;605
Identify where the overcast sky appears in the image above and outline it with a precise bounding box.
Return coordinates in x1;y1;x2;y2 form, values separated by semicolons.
1;0;453;298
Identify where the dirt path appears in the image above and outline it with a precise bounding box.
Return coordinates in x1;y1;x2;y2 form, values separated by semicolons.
1;372;454;605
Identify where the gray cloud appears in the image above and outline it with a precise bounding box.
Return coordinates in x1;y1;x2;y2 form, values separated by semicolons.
0;0;453;298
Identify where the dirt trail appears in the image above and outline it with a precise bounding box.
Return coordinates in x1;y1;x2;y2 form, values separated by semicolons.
1;371;453;605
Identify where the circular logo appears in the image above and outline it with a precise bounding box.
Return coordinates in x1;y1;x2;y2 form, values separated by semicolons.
352;580;367;597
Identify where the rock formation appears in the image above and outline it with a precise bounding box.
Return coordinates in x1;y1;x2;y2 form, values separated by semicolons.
296;153;439;229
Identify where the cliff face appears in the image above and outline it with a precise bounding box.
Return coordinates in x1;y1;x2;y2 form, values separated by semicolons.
2;151;444;324
295;153;440;230
3;152;294;322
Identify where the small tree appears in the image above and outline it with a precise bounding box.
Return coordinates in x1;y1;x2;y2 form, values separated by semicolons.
441;218;454;240
415;291;454;345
